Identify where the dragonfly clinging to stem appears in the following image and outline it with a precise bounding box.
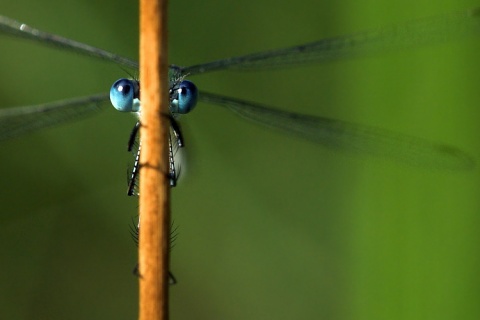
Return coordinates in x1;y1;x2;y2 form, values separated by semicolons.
0;7;478;187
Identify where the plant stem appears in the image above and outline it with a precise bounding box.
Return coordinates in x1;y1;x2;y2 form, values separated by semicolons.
138;0;170;319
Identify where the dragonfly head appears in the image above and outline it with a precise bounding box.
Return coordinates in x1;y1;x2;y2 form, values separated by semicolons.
110;78;197;116
110;78;141;113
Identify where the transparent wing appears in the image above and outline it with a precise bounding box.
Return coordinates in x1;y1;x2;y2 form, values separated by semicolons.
199;91;475;170
3;9;480;77
0;93;110;141
0;15;138;70
181;8;480;75
0;15;130;140
0;12;475;168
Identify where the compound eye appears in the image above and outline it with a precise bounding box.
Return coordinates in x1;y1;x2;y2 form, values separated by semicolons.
110;79;139;112
172;80;198;114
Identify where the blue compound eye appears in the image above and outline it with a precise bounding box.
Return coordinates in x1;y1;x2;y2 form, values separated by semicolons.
171;80;198;114
110;79;140;112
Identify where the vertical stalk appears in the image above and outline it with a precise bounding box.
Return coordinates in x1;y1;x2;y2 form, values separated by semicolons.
138;0;170;319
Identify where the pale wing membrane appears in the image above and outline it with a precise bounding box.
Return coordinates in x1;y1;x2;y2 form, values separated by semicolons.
0;12;476;167
0;15;138;70
0;93;110;141
2;10;479;76
182;8;480;75
199;92;474;170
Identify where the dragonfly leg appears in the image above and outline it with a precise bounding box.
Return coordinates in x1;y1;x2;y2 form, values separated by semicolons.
127;117;183;194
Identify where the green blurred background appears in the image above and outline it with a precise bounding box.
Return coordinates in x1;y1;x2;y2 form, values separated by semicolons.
0;0;479;319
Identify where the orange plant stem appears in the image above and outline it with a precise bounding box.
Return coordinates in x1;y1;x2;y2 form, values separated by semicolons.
138;0;170;319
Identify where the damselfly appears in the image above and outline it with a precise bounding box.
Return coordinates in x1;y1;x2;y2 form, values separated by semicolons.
0;8;478;188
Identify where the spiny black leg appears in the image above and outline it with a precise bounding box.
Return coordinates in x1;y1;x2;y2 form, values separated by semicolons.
128;121;141;152
127;141;141;196
128;116;185;190
168;132;177;187
168;272;177;285
130;217;178;284
168;115;184;148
